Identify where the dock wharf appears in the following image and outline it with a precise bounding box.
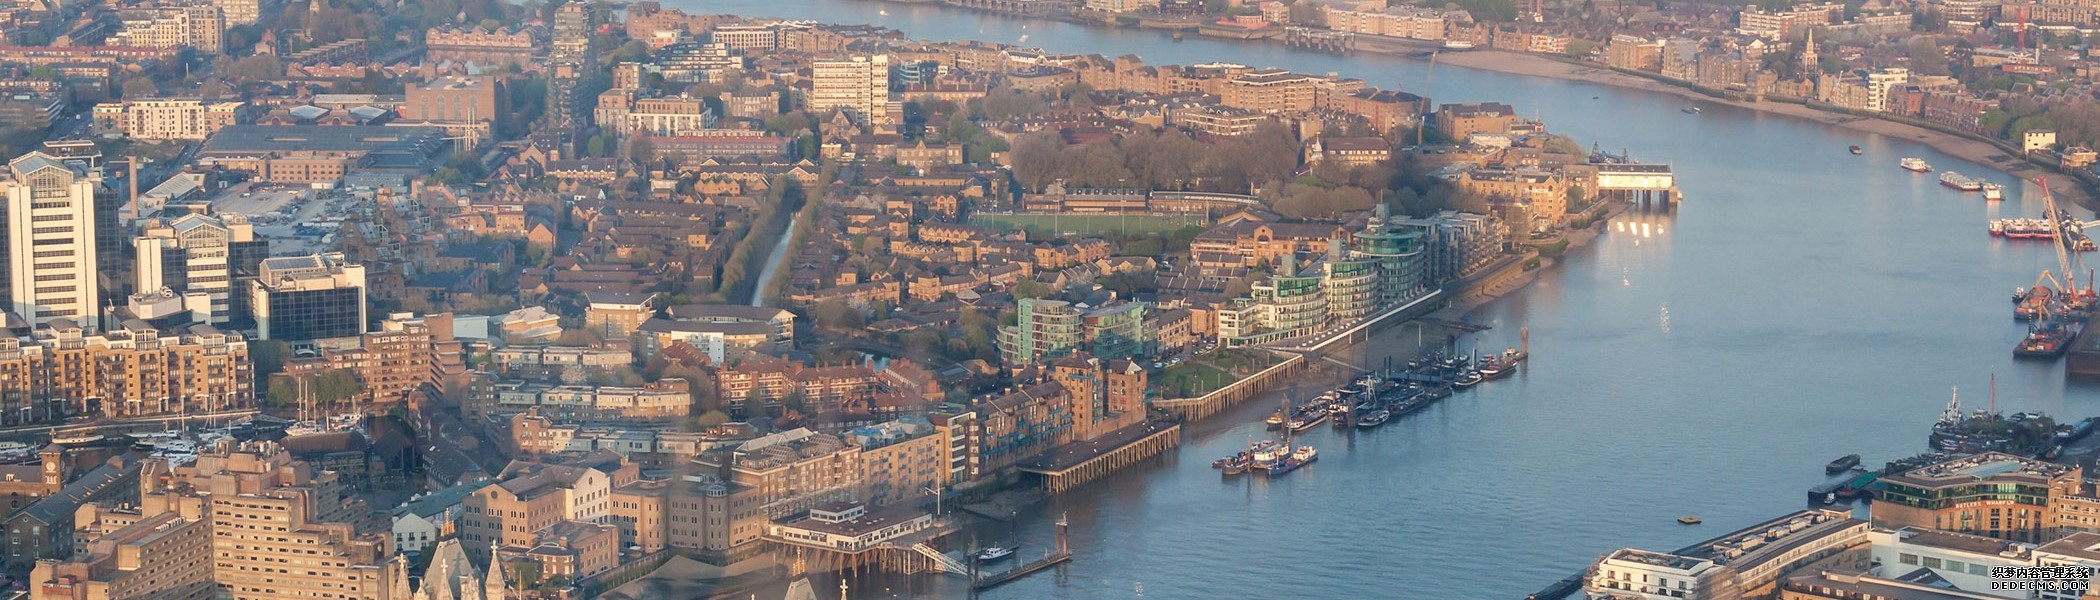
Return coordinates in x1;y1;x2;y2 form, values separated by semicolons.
969;514;1072;593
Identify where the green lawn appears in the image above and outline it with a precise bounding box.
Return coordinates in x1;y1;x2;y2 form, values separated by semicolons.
973;213;1211;235
1207;349;1281;374
1156;363;1236;399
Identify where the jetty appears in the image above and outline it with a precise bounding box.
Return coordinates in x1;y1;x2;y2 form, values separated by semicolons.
970;514;1072;593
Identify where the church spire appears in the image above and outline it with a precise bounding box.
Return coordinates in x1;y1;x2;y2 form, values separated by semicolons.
1800;28;1819;76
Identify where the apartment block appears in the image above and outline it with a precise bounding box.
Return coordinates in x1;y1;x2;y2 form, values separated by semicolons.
91;100;243;141
28;512;214;600
810;55;891;125
109;6;225;54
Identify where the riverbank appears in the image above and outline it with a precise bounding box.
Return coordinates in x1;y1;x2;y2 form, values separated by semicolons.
1433;49;2096;206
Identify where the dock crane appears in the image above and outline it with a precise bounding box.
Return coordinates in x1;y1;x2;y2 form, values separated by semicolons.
2038;179;2094;307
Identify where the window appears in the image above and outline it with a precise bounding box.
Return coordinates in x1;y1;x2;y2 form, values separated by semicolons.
1901;553;1919;565
1924;557;1942;569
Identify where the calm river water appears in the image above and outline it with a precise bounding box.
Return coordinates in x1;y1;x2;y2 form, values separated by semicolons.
674;1;2100;596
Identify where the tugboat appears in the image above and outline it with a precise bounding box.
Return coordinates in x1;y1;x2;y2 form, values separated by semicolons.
1901;157;1933;172
1825;453;1861;474
1267;445;1319;477
1982;182;2005;201
975;547;1015;562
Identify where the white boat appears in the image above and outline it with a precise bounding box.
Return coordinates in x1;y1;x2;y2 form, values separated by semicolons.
1982;182;2004;201
975;547;1014;561
1901;157;1932;172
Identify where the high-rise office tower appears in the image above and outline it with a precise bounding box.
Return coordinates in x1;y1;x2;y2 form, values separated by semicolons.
0;152;102;330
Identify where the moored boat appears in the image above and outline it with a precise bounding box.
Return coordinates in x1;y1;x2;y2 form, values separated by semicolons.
1901;157;1932;172
1983;182;2004;201
975;547;1014;562
1941;171;1983;191
1266;445;1319;477
1355;409;1390;428
1825;453;1860;474
1849;145;1864;155
1677;516;1702;525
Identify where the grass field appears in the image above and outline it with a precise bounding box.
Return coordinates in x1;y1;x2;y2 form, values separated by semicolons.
1157;363;1236;399
972;213;1211;235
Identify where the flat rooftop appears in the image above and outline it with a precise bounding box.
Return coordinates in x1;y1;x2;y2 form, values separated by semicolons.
1881;452;2075;488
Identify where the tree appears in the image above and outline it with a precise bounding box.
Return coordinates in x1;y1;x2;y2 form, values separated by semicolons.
1010;132;1067;192
627;135;657;164
228;54;283;82
1904;37;1951;77
252;340;292;377
693;410;731;429
121;77;158;99
810;299;866;328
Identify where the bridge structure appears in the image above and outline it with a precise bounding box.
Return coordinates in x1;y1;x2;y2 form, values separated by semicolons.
1593;163;1679;211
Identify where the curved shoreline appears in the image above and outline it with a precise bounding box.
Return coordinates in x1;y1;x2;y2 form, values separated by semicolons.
1430;49;2096;206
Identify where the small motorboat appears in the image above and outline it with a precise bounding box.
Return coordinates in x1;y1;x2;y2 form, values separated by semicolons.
1677;516;1702;525
1682;106;1702;114
975;547;1015;562
1453;370;1482;388
1849;145;1864;155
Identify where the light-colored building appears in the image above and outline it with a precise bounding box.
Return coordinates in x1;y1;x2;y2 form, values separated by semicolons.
1866;527;2029;597
2027;129;2059;153
997;298;1147;367
584;291;656;338
810;55;891;125
92;99;242;141
1220;69;1315;115
390;480;491;555
2;153;103;330
213;0;258;25
1866;68;1910;113
1587;509;1868;600
133;214;264;327
109;6;225;54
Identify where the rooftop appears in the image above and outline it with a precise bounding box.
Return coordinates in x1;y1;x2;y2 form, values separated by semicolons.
1881;452;2076;488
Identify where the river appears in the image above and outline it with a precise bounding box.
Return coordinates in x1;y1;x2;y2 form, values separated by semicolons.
667;1;2100;597
750;210;804;308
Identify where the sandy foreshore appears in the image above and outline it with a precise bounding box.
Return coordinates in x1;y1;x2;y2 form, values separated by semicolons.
1433;49;2095;205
